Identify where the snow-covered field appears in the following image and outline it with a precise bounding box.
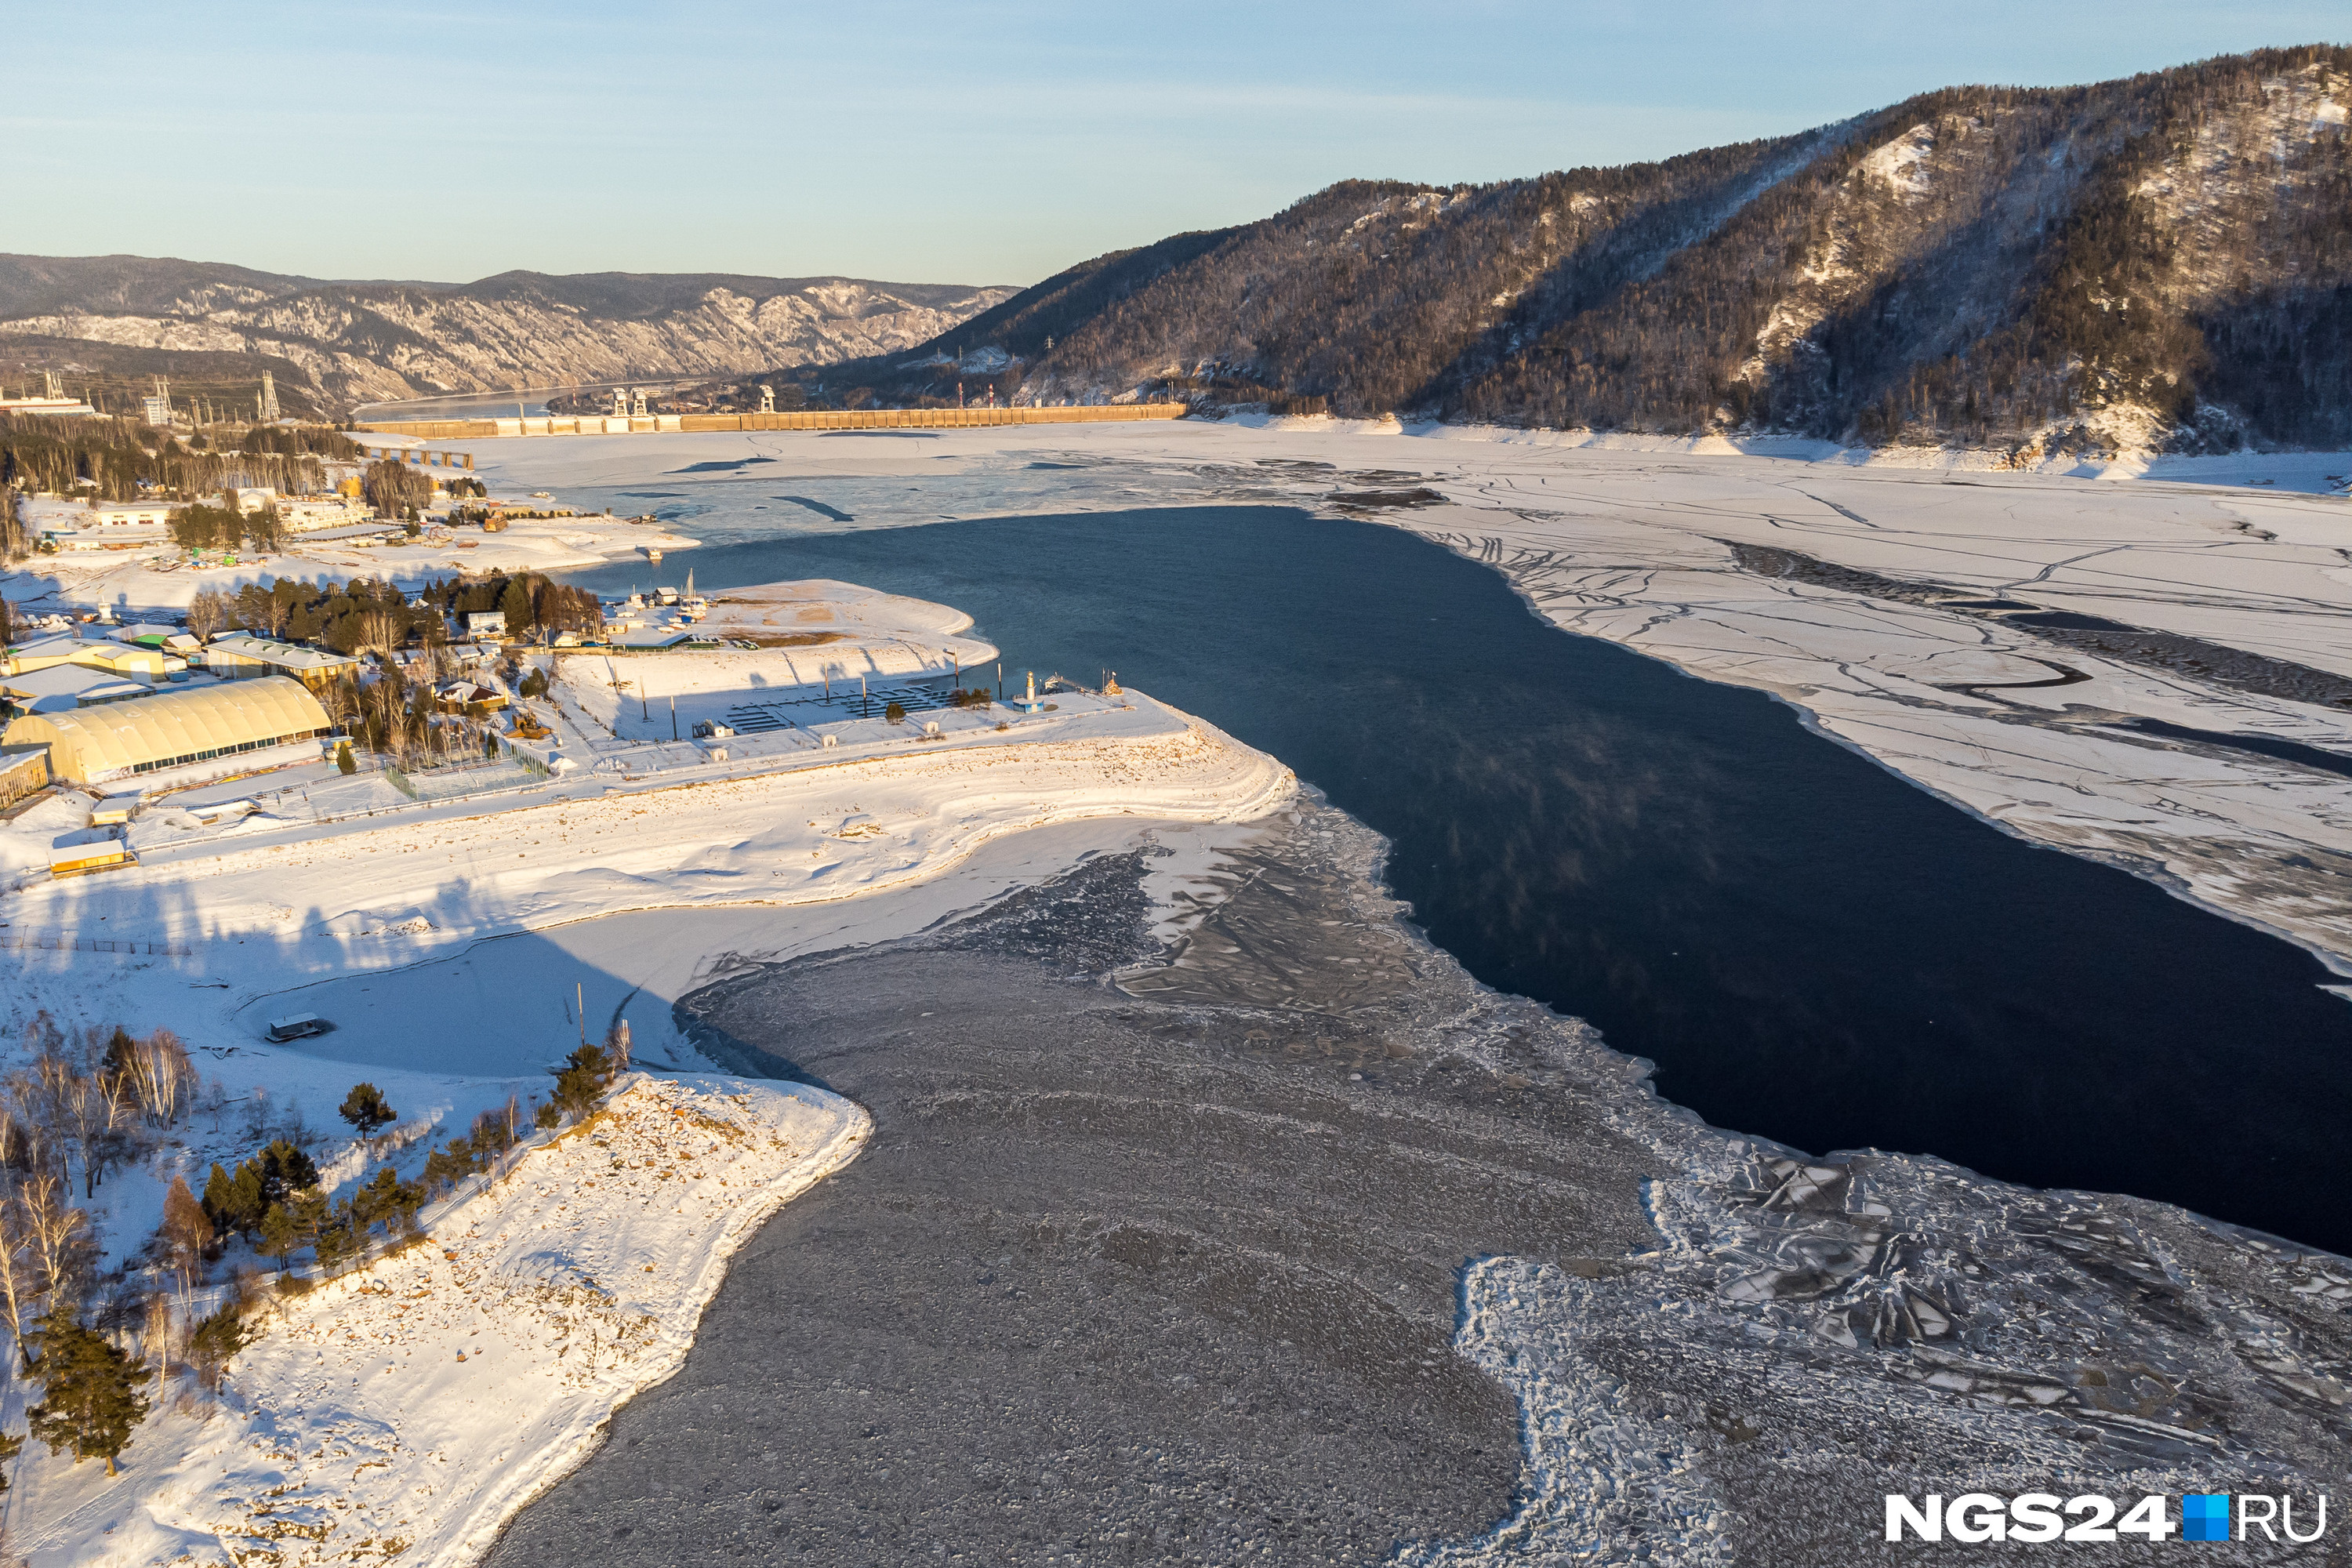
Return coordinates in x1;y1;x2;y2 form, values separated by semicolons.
9;1075;866;1568
4;511;700;615
0;560;1292;1561
421;418;2352;971
3;690;1292;980
6;416;2349;1559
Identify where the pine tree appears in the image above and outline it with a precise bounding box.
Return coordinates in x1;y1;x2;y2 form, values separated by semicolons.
184;1302;249;1392
201;1160;266;1240
549;1043;614;1123
337;1083;396;1138
25;1316;152;1475
257;1204;301;1275
255;1140;318;1209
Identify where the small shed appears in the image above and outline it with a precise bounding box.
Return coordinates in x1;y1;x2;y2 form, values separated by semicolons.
49;836;132;878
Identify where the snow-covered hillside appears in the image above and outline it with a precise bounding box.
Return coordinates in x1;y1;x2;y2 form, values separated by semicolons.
0;263;1015;410
5;1076;867;1567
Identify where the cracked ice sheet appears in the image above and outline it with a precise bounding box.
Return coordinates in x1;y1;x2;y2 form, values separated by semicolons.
431;425;2352;1563
478;423;2352;970
1395;495;2352;971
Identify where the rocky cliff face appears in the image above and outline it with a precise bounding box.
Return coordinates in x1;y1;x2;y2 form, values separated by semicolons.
0;261;1014;410
916;45;2348;457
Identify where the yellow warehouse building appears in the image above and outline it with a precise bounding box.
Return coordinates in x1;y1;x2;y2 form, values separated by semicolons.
1;677;333;786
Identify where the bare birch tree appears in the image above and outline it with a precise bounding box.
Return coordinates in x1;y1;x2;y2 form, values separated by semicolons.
0;1187;42;1371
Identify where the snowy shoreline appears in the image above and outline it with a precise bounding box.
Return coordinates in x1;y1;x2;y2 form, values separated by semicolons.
8;1075;869;1566
0;565;1295;1563
430;419;2352;975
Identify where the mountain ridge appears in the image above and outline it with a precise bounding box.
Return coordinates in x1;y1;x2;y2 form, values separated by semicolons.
0;256;1018;411
782;45;2352;458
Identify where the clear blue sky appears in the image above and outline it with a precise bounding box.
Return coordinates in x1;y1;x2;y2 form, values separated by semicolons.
5;2;2341;287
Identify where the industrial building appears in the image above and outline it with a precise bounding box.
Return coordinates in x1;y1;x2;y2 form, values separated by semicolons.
0;677;332;786
0;633;187;713
203;633;361;694
0;744;49;810
20;499;181;551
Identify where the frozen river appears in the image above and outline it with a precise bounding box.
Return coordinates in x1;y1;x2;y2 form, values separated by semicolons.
482;501;2352;1565
560;506;2352;1254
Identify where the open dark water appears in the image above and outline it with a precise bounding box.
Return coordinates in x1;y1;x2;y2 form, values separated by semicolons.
563;506;2352;1254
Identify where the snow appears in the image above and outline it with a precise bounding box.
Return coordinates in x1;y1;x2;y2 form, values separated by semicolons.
415;421;2352;978
3;693;1292;998
10;415;2351;1559
1860;122;1936;196
2;512;701;616
0;561;1294;1562
5;1074;868;1567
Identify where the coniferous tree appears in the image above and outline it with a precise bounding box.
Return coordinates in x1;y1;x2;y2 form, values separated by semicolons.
25;1315;152;1475
185;1303;250;1392
201;1161;266;1240
257;1205;301;1275
548;1043;615;1123
498;579;533;635
254;1139;318;1210
337;1083;397;1139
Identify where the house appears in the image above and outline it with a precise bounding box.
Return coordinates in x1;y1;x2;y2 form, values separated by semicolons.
14;495;180;552
201;633;361;695
49;836;133;878
436;681;508;716
60;501;180;550
465;611;507;637
275;495;374;532
0;663;154;713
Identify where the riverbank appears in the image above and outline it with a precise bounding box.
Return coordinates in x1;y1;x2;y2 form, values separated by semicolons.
3;687;1294;970
485;797;2352;1568
6;1076;866;1568
466;419;2352;975
0;596;1294;1562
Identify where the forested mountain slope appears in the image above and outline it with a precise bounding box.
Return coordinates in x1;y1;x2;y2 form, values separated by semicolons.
898;46;2351;456
0;259;1014;411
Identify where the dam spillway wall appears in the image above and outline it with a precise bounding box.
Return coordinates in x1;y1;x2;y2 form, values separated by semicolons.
354;404;1189;441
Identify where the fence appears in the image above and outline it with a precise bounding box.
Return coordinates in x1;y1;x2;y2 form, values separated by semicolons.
354;402;1189;441
1;933;192;957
